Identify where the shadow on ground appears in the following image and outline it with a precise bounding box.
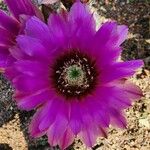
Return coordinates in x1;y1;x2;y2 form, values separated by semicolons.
0;143;13;150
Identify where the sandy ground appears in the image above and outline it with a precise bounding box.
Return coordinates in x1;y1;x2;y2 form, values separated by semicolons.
0;0;150;150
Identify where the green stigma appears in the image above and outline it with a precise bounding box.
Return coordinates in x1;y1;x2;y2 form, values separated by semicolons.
69;67;81;79
65;65;85;86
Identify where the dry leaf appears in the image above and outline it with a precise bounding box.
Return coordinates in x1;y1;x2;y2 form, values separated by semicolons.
37;0;59;5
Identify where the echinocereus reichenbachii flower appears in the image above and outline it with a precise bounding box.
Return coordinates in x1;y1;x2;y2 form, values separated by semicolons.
5;1;143;149
0;0;43;71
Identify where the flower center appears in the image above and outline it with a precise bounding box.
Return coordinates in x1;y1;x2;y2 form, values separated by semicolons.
51;50;98;99
65;65;85;86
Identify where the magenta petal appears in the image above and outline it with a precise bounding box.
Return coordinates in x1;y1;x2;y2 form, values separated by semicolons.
0;45;15;68
111;95;132;109
39;98;69;132
92;106;110;127
42;99;71;147
13;75;49;92
15;89;53;110
29;99;58;136
100;60;144;83
94;22;117;46
107;79;143;109
9;46;29;60
95;22;128;47
48;13;69;49
91;22;128;66
92;46;122;68
75;102;99;147
0;9;20;34
0;27;14;46
4;0;43;20
85;93;111;127
16;35;49;60
112;59;144;69
5;64;19;80
0;45;9;55
0;54;9;68
0;46;9;67
14;60;49;76
90;23;128;68
69;1;95;31
69;1;95;50
0;54;14;69
100;68;133;83
69;101;82;135
25;17;53;49
0;55;7;68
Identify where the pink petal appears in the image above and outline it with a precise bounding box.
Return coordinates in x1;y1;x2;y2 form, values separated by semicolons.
116;25;128;45
122;81;143;100
39;98;63;131
79;125;98;147
47;114;68;146
109;108;127;128
58;128;75;150
29;108;46;138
